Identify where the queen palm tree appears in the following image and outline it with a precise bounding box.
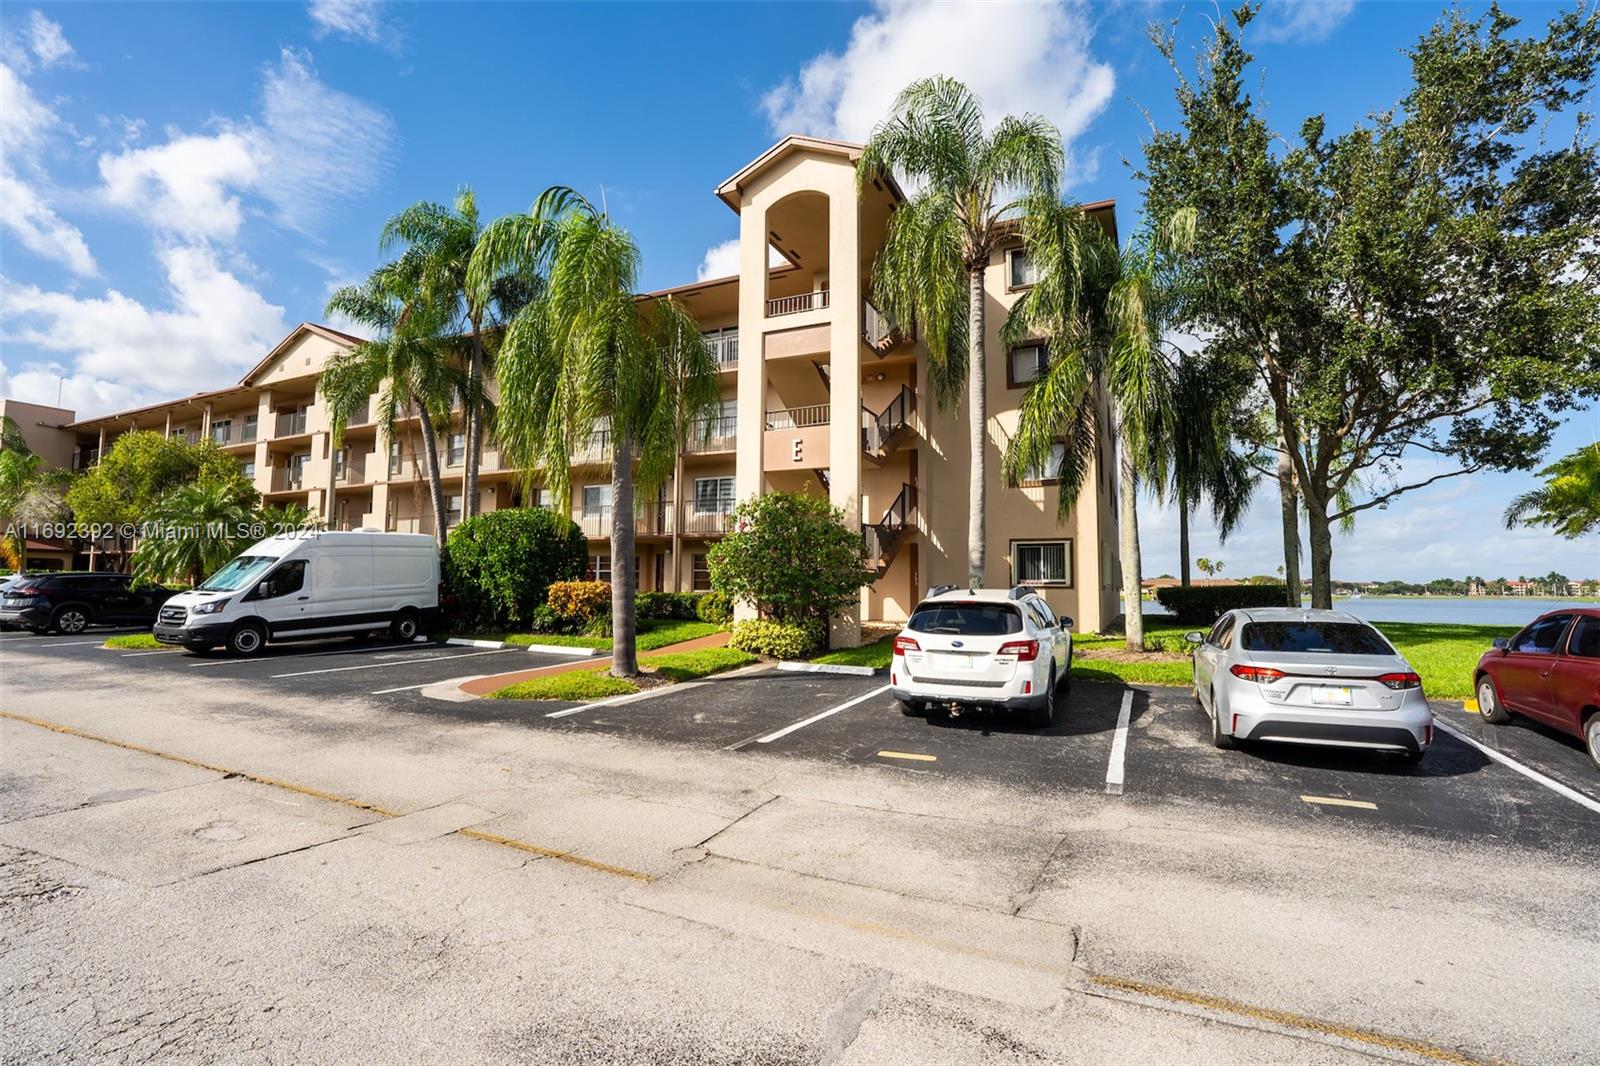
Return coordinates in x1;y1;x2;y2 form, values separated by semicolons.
1159;351;1255;586
1504;444;1600;540
469;187;720;677
322;269;463;548
857;77;1065;588
131;481;258;587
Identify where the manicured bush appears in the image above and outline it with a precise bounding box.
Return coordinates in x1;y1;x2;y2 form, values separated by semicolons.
582;613;613;638
707;492;873;628
1153;583;1291;624
442;508;587;630
547;580;611;623
696;590;732;626
729;618;825;659
528;604;564;633
636;591;702;621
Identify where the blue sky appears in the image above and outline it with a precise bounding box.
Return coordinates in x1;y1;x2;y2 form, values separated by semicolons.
1;0;1594;581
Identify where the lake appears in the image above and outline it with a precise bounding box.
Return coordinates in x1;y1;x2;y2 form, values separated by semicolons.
1143;596;1594;628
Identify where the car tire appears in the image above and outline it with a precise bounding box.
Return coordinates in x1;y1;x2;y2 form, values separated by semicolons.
898;698;924;717
50;605;90;635
226;622;267;657
1028;670;1056;728
1477;676;1512;724
1210;693;1235;750
1584;715;1600;772
390;609;420;642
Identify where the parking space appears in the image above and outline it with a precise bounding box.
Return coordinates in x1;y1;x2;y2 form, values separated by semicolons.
6;630;1597;855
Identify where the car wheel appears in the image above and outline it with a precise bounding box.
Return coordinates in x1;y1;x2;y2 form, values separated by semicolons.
226;622;267;657
1028;670;1056;728
1210;692;1235;750
51;606;90;635
390;609;419;642
1585;715;1600;772
898;698;924;717
1477;676;1512;724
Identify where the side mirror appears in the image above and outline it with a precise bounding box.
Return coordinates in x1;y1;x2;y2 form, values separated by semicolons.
1185;631;1205;645
1058;616;1073;629
1491;637;1509;651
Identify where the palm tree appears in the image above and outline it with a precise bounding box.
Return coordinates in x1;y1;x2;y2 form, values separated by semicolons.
469;187;720;677
1159;351;1255;586
131;481;259;587
1003;205;1199;650
380;188;532;520
0;423;71;572
858;77;1065;588
323;269;463;548
256;501;320;534
1504;444;1600;539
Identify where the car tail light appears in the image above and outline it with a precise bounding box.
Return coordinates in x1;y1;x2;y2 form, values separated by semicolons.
998;640;1039;661
1230;664;1285;684
893;636;919;656
1377;672;1422;690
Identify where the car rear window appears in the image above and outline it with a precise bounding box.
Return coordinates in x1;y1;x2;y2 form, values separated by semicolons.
907;601;1023;636
1239;622;1391;656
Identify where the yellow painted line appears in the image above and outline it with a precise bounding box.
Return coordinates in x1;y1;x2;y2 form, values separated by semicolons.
1086;974;1498;1065
1300;795;1378;810
0;708;651;882
876;750;937;763
1463;698;1480;713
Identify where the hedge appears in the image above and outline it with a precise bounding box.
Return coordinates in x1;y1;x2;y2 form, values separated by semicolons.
729;618;825;659
441;508;587;630
1153;583;1291;624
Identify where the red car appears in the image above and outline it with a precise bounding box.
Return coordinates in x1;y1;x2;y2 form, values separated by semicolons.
1474;608;1600;769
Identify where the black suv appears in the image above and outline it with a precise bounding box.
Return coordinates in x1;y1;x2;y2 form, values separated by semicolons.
0;572;177;635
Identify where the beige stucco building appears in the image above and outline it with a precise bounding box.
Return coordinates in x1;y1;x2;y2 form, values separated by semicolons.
20;135;1123;636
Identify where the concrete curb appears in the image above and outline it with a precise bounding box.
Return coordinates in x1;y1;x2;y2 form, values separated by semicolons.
439;637;603;658
777;660;880;678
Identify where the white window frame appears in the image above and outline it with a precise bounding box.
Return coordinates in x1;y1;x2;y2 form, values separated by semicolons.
1023;442;1067;485
589;553;612;582
693;476;736;515
1012;539;1072;588
1007;247;1038;290
582;484;612;516
211;418;232;444
447;432;466;467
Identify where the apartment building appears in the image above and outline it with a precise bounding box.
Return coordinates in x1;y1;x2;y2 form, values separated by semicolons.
28;135;1123;637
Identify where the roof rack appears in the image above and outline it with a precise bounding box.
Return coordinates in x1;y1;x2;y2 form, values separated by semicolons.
926;583;959;598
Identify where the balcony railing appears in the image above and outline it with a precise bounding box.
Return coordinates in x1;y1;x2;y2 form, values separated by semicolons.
271;468;305;493
680;507;732;536
862;385;915;457
275;410;309;437
573;429;612;463
706;331;739;367
766;290;830;317
346;399;371;426
334;455;366;485
72;448;99;471
573;502;674;538
765;403;830;430
240;421;258;443
686;414;737;453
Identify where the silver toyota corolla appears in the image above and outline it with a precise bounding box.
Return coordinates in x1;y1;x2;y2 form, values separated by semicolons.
1186;608;1433;762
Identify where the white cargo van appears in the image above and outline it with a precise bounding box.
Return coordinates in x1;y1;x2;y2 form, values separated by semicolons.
153;531;439;655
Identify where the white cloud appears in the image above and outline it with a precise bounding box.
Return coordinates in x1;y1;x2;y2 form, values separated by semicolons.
761;0;1114;186
0;243;288;415
307;1;397;51
1253;1;1356;45
2;11;82;74
94;48;394;240
696;239;785;282
0;62;97;276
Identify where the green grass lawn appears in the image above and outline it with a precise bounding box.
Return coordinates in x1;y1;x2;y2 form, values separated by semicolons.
811;636;894;669
456;618;721;653
485;645;754;700
103;633;161;650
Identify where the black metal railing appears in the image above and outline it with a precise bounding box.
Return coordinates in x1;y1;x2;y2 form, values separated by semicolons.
861;385;915;455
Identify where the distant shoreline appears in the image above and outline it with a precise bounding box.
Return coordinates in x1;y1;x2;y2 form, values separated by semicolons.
1331;594;1598;602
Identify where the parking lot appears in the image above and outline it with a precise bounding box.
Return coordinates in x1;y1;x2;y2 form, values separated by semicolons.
5;624;1598;857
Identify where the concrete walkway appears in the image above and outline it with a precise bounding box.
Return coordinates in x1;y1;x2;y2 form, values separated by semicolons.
457;630;733;697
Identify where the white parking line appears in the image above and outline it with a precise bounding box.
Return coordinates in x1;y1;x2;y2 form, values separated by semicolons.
188;642;424;668
755;684;891;745
122;649;177;657
39;639;108;647
271;648;517;678
1434;718;1600;816
1105;690;1133;795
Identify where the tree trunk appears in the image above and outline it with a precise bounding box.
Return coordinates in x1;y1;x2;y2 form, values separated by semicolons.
1177;491;1191;587
1276;434;1301;607
966;265;986;588
1306;500;1334;610
414;407;450;550
610;430;638;677
1119;419;1144;652
463;334;484;521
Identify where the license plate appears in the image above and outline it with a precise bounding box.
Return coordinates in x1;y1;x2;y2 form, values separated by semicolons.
1311;686;1353;707
931;652;973;671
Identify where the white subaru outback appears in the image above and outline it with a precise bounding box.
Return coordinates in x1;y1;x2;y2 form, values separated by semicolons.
890;586;1073;727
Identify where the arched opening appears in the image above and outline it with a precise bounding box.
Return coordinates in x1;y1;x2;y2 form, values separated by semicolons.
762;190;830;317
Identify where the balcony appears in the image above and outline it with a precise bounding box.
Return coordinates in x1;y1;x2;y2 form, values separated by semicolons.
275;410;309;437
573;503;674;538
685;414;737;453
767;290;830;317
572;429;612;464
334;454;367;486
706;331;739;369
680;507;732;536
764;404;830;430
763;404;830;472
271;468;306;493
72;448;98;472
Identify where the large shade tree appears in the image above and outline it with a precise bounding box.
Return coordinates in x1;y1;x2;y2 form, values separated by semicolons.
857;77;1065;588
0;418;71;572
1142;3;1600;607
469;187;720;676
